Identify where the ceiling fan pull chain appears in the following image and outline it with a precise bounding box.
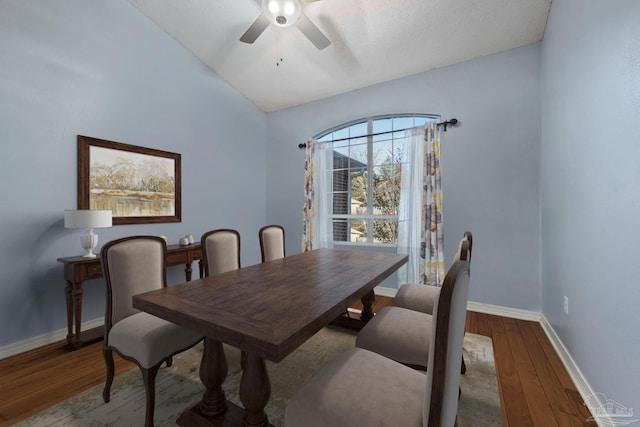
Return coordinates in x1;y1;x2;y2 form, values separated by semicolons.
276;36;284;67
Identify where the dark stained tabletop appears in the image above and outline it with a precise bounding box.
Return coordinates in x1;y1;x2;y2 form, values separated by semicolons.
133;248;407;362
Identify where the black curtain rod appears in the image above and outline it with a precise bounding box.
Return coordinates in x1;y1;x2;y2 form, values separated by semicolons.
298;118;458;149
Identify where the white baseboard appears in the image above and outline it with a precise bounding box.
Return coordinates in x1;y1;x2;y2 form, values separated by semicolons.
466;301;543;322
378;289;602;424
539;315;591;394
377;289;543;322
539;315;611;426
0;318;103;360
374;286;397;298
377;286;544;322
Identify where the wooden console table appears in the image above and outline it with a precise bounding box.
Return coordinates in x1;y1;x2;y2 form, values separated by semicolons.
57;243;203;348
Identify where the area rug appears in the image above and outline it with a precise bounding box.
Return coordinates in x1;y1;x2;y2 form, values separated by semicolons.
16;327;502;426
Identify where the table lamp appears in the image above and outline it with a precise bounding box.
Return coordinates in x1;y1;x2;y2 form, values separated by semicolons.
64;209;112;258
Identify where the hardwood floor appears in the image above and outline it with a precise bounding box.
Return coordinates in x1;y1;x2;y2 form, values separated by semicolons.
466;311;592;426
0;297;593;426
0;338;135;426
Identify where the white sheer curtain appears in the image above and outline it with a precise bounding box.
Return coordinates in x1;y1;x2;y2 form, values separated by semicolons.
397;126;425;284
302;140;334;251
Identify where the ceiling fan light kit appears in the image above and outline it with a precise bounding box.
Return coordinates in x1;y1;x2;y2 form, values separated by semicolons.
263;0;301;27
240;0;331;51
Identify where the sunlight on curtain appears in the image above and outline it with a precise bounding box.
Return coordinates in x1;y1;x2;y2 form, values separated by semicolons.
302;140;333;251
398;121;445;286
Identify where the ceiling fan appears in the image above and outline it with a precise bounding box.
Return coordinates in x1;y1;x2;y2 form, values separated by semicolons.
240;0;331;50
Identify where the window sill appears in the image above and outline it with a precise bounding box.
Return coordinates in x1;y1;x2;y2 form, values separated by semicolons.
332;242;398;250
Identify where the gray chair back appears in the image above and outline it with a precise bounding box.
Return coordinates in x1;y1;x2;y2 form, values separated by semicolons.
424;258;471;426
259;225;285;262
452;231;472;264
101;236;166;330
201;229;241;276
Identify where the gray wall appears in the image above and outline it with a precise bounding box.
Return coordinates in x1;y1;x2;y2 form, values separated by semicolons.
266;43;542;310
0;0;267;347
540;0;640;414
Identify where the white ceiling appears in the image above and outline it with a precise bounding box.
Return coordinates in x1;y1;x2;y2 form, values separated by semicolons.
127;0;552;113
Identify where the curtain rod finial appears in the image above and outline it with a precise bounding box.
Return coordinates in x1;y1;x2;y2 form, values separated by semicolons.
298;143;307;149
439;118;459;131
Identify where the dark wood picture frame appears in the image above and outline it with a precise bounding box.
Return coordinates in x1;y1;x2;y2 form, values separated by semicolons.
78;135;181;225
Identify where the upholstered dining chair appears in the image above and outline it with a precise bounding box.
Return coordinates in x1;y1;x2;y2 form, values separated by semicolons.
200;229;243;365
354;240;471;371
286;259;471;427
200;229;241;275
389;231;472;373
101;236;203;427
258;224;353;323
258;224;285;262
392;231;472;314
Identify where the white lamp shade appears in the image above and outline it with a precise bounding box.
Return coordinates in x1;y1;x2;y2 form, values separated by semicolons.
262;0;301;27
64;210;112;229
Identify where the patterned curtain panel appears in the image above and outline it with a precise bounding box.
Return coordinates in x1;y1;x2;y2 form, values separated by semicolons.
302;140;333;252
421;121;446;286
398;121;445;286
302;140;315;252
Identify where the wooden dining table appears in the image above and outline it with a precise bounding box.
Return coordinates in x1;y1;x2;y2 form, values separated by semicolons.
133;248;407;427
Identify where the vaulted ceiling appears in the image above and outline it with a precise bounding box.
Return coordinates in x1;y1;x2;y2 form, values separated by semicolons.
127;0;552;112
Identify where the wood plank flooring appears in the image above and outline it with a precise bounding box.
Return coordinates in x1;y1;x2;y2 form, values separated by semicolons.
0;297;593;426
466;311;593;426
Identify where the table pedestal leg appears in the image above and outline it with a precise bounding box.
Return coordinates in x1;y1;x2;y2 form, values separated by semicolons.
199;338;228;417
239;352;271;427
360;289;376;322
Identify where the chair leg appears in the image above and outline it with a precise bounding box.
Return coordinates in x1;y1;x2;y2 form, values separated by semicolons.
141;364;161;427
166;356;173;367
102;348;115;403
461;355;467;375
241;350;247;369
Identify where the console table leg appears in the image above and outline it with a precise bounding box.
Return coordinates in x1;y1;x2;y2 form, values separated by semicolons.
65;280;74;343
184;262;193;282
360;289;376;322
70;281;84;348
239;352;271;427
199;338;229;417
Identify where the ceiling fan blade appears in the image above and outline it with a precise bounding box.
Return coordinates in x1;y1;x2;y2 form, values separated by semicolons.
295;13;330;50
240;12;270;44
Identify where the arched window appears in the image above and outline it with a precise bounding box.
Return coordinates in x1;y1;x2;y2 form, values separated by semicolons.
314;114;438;246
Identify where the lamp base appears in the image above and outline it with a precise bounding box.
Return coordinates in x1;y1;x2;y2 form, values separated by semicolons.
80;229;99;258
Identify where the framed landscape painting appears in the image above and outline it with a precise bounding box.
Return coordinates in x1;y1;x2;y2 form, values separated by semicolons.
77;135;181;225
